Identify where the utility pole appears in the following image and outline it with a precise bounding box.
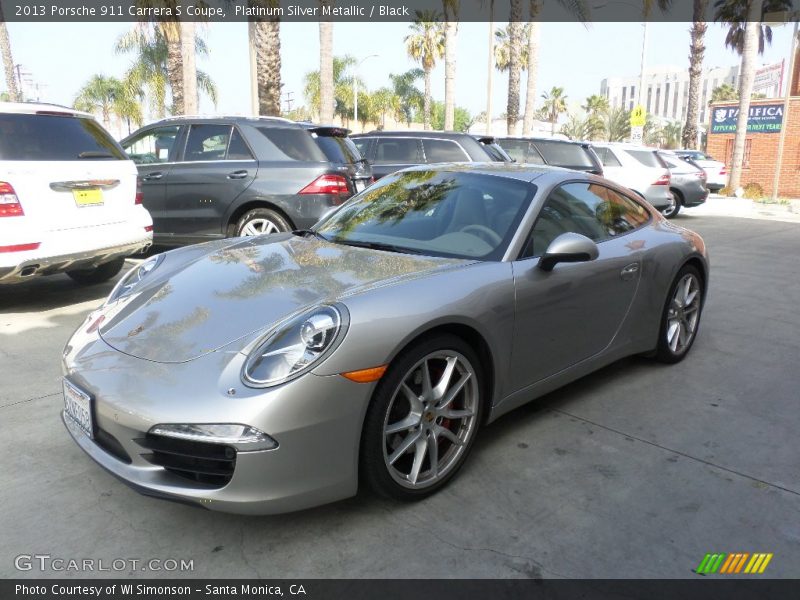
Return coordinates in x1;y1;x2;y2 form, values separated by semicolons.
283;91;294;114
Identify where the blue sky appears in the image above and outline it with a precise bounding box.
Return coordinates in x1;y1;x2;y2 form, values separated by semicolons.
3;20;795;124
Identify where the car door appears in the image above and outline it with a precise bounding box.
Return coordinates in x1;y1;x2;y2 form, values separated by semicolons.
120;124;182;237
164;123;257;242
371;137;423;179
508;181;649;391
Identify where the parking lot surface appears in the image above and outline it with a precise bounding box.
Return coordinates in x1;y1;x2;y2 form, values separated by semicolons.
1;214;798;579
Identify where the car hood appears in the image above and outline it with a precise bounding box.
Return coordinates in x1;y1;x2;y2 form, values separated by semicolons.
98;234;467;363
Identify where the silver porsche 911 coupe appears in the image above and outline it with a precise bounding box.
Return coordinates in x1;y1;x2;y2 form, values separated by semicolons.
62;164;708;514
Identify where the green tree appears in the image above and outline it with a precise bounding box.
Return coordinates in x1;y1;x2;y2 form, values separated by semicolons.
431;100;473;132
710;82;739;103
405;11;445;130
74;75;134;128
494;25;530;72
389;69;424;126
371;87;401;129
560;114;593;141
604;107;631;142
541;86;568;136
663;121;683;148
303;55;363;125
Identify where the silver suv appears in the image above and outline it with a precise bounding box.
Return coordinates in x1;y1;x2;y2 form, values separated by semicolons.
591;143;672;210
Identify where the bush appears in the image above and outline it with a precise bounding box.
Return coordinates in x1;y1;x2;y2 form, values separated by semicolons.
742;182;765;200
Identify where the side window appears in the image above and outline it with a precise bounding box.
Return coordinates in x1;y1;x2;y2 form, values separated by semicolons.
524;182;648;258
255;127;327;161
122;126;180;165
422;139;469;162
183;124;232;162
594;146;622;167
497;139;530;163
352;137;373;159
374;138;422;164
226;128;254;160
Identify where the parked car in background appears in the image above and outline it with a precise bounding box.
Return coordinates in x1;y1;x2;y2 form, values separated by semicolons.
0;102;152;285
351;131;507;180
657;151;709;218
121;117;371;245
62;163;708;514
674;149;728;192
495;137;604;175
591;143;673;211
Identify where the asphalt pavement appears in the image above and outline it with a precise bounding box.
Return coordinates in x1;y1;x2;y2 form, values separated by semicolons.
1;213;798;579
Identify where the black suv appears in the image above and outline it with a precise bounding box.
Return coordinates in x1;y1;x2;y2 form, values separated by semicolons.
351;131;509;180
120;117;371;245
495;137;604;176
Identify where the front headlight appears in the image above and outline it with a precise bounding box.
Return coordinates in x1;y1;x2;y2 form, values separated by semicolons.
106;254;164;304
242;305;346;388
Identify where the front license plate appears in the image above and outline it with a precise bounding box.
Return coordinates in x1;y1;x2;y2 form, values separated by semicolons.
63;379;93;439
73;188;104;207
355;180;366;193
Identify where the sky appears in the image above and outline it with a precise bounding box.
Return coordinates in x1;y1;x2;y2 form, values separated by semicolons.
2;20;795;127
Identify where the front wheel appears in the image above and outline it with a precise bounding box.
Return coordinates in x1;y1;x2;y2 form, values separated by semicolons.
654;265;704;363
361;334;484;501
66;257;126;285
236;208;291;237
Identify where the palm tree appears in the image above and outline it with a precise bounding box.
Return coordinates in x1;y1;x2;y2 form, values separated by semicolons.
681;1;708;149
180;21;198;115
605;107;631;142
663;121;683;148
389;69;424;126
560;114;593;140
714;0;782;192
74;75;144;134
505;0;524;135
0;4;20;102
255;16;282;116
583;94;609;116
442;0;459;130
319;2;334;123
541;86;568;135
405;11;445;130
494;25;530;72
372;87;401;129
116;27;217;118
303;55;363;124
710;82;739;103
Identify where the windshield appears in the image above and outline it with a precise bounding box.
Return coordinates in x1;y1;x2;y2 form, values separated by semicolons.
315;170;535;261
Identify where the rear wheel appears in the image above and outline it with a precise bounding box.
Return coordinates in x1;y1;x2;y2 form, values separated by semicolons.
66;257;126;285
662;190;682;219
361;334;484;501
236;208;291;237
654;265;704;363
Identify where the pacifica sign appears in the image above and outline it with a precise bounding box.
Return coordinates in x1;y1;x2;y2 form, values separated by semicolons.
711;104;784;134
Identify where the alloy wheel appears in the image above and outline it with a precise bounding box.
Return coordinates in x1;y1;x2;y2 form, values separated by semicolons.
666;273;701;354
241;218;280;236
382;351;479;489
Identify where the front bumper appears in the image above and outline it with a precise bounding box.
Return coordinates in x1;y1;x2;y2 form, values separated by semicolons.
62;333;373;514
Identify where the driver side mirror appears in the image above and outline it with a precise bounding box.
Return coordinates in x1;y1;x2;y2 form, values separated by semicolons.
538;232;599;272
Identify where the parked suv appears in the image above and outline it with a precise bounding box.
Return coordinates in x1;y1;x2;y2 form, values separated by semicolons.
495;137;604;175
351;131;508;180
657;151;709;218
0;103;152;285
590;143;672;210
675;149;728;192
121;117;372;245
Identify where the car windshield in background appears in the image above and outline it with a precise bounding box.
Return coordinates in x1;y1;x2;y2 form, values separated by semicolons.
534;140;595;169
0;113;126;161
315;133;363;164
627;149;666;168
315;170;534;261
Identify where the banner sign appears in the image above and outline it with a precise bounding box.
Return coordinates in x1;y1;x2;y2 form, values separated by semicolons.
710;104;784;134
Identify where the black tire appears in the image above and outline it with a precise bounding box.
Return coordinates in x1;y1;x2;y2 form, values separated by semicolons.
662;190;682;219
654;264;704;364
361;333;485;501
66;257;126;285
235;208;291;237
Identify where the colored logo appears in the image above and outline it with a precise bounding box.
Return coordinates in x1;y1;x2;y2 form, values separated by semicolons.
696;552;773;575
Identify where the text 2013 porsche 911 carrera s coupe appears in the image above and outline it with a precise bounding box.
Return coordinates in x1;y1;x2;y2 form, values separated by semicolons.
62;164;708;514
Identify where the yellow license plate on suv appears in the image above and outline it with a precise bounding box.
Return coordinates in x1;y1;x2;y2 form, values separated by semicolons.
73;188;103;207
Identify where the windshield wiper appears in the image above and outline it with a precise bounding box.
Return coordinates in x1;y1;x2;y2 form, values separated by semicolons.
335;239;426;255
78;151;117;159
293;229;328;242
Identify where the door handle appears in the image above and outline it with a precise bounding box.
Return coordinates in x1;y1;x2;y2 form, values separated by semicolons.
227;170;249;180
620;263;639;280
142;172;164;181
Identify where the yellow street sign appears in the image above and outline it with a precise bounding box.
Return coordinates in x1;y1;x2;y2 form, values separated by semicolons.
630;105;646;127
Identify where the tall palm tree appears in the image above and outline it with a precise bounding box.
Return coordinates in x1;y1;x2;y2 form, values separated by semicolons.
181;21;198;115
714;0;784;192
116;27;217;118
405;11;445;130
541;86;568;135
505;0;524;135
0;4;20;102
389;69;424;126
319;1;334;123
682;0;709;149
247;1;282;116
443;0;459;130
372;87;401;128
494;25;530;72
583;94;609;115
303;55;362;124
605;106;631;142
74;75;144;133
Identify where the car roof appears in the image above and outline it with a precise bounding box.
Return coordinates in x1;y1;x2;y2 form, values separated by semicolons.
396;161;581;183
0;101;92;118
351;130;476;139
147;115;321;129
592;141;657;151
496;136;588;146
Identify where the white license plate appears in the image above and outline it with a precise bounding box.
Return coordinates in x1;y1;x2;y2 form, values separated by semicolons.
63;379;93;439
355;180;366;193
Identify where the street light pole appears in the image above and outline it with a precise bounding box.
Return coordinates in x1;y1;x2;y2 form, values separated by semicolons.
771;19;798;202
353;54;378;129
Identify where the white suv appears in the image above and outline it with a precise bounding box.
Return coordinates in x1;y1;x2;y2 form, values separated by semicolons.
0;103;152;284
591;143;673;211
